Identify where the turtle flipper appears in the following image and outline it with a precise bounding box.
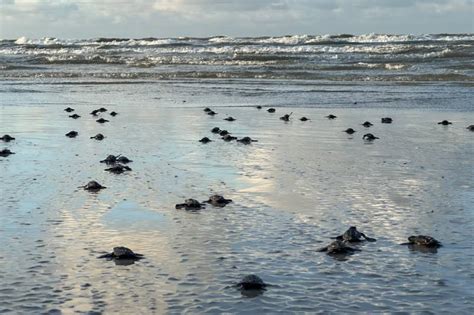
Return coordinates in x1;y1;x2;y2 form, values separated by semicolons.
98;253;114;259
361;233;376;242
331;235;343;240
317;246;328;252
399;242;412;245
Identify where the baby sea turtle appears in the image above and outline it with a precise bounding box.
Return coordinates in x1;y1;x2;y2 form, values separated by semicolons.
256;106;262;110
175;199;205;210
363;133;379;141
110;111;118;117
211;127;221;133
96;118;109;123
90;133;105;140
98;247;143;260
204;195;232;207
237;275;267;290
267;108;276;113
280;113;292;121
467;125;474;131
334;226;376;242
81;181;106;192
237;137;258;144
438;120;452;125
326;114;337;119
344;128;356;134
65;131;78;138
0;149;15;157
100;155;117;164
222;134;237;142
64;107;75;112
69;114;81;119
98;107;108;112
105;164;132;174
199;137;212;143
317;240;360;255
219;130;229;136
381;117;393;124
0;134;15;142
204;107;212;112
401;235;442;248
90;109;100;116
224;117;236;122
300;117;309;121
207;110;217;116
362;121;373;127
117;156;133;164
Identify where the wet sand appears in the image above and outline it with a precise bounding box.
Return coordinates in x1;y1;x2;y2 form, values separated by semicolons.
1;102;473;313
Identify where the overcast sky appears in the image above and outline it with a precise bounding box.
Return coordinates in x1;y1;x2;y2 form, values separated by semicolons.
1;0;473;39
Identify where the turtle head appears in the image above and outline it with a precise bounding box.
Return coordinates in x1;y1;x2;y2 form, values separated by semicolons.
408;236;417;243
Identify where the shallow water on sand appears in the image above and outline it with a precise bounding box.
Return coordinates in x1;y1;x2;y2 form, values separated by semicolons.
1;81;474;314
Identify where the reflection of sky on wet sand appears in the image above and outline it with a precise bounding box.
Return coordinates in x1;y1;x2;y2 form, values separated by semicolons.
1;99;473;313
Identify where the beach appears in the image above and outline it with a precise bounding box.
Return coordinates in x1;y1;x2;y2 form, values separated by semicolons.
1;34;474;314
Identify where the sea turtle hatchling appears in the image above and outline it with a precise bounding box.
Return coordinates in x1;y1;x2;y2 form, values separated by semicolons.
0;134;15;142
110;111;118;117
64;107;75;112
0;149;15;157
280;113;292;121
317;240;360;255
199;137;212;143
237;137;257;144
344;128;356;134
334;226;376;242
363;133;379;141
69;114;81;119
207;110;217;116
224;117;236;121
211;127;221;133
267;108;276;113
98;247;144;260
236;275;267;290
96;118;109;124
326;114;337;119
104;164;132;174
401;235;442;248
116;156;133;164
438;120;452;125
81;181;106;192
362;121;373;127
65;131;78;138
90;133;105;140
219;130;229;136
381;117;393;124
204;195;232;207
100;155;117;164
222;134;237;142
175;199;205;210
300;117;309;121
467;125;474;131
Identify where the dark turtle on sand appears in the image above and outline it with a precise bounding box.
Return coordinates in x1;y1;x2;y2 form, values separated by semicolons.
98;107;108;112
110;111;118;117
65;131;78;138
90;109;100;116
211;127;221;133
363;133;379;141
438;120;452;125
207;110;217;116
204;107;212;112
237;137;258;144
219;130;229;136
381;117;393;124
401;235;442;248
280;113;292;121
98;247;143;260
300;117;309;121
344;128;356;134
69;114;81;119
116;156;132;164
175;198;205;210
100;155;117;164
334;226;376;242
105;164;132;174
64;107;75;112
0;134;15;142
204;194;232;207
467;125;474;131
224;117;236;122
81;181;106;191
256;106;262;110
90;133;105;140
0;149;15;157
222;134;237;142
267;108;276;113
199;137;212;143
362;121;373;127
326;114;337;119
237;275;267;290
96;118;109;123
317;240;360;255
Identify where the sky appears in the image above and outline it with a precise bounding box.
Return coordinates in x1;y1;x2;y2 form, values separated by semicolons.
0;0;473;39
